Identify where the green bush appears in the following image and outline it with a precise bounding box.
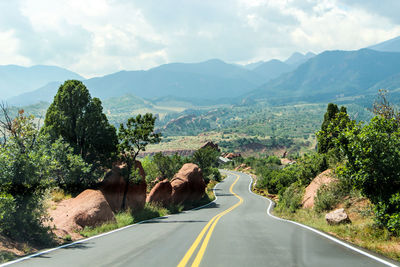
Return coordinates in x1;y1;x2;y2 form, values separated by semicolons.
277;183;304;213
314;184;339;212
374;193;400;235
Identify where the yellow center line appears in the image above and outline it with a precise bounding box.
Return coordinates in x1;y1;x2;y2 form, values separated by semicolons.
177;172;243;267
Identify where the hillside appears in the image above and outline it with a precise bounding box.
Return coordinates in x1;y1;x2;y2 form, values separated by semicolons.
369;36;400;53
0;65;83;100
247;49;400;104
252;60;294;81
82;59;264;100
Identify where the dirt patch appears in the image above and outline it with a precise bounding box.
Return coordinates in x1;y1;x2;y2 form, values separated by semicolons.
0;235;27;257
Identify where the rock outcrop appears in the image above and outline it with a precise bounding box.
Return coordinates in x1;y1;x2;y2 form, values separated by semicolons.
200;141;220;152
171;163;206;204
222;152;241;159
101;161;147;212
146;179;172;206
72;189;116;228
325;208;351;225
47;189;115;240
302;169;336;209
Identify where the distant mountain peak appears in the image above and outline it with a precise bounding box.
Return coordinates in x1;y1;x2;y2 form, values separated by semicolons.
284;52;316;66
368;35;400;53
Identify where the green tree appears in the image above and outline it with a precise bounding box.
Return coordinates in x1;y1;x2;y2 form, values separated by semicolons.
192;147;220;183
0;109;53;242
43;80;118;171
337;116;400;234
118;113;161;210
153;152;183;180
316;103;348;154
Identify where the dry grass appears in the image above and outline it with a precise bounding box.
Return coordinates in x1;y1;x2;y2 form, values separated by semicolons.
273;200;400;262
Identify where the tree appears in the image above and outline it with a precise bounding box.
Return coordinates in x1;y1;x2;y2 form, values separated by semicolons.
192;147;220;183
316;103;349;154
153;152;183;180
43;80;118;171
337;116;400;234
0;108;53;241
118;113;161;210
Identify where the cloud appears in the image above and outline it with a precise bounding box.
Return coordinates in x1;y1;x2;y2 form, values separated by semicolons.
0;0;399;77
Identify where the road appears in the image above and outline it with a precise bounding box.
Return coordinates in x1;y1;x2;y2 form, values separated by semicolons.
4;170;398;267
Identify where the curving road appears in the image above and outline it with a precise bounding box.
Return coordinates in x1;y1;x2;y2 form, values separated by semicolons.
4;171;398;267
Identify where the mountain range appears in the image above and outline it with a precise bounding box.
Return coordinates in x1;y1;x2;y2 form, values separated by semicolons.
4;35;400;107
0;65;83;99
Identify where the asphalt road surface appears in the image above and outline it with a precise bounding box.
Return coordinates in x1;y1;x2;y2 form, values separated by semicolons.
4;170;398;267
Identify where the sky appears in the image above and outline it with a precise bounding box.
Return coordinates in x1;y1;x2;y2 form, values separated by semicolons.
0;0;400;78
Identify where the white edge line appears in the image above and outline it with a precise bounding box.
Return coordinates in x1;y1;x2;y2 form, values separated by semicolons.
0;179;222;266
226;170;399;267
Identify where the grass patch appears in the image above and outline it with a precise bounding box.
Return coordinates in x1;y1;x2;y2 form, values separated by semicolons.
51;188;72;203
80;212;134;238
273;207;400;262
0;251;17;264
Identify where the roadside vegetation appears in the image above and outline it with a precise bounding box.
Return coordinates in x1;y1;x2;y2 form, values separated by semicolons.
0;80;223;263
244;90;400;261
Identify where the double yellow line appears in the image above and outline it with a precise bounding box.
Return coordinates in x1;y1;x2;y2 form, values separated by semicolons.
177;173;243;267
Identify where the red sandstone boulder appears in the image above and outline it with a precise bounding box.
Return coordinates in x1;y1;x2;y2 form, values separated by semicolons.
171;163;206;204
146;179;172;206
101;161;147;212
71;189;116;228
225;152;241;159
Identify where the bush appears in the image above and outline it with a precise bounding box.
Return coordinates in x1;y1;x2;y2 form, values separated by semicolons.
208;167;221;182
277;183;304;213
375;193;400;235
314;184;339;212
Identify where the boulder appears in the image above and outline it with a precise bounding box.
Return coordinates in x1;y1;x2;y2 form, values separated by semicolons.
302;169;336;209
171;163;206;204
101;161;147;212
224;152;241;159
325;208;351;225
71;189;116;228
146;179;172;206
46;189;115;240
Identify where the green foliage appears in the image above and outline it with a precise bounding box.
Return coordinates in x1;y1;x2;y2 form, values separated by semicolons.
49;138;93;194
0;111;53;242
118;113;161;210
191;147;220;183
208;167;221;182
152;152;184;180
141;156;161;186
316;103;349;154
277;183;304;213
314;182;350;213
43;80;118;169
374;193;400;236
256;153;328;194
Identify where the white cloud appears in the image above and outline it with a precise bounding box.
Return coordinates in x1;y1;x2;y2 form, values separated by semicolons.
0;0;399;77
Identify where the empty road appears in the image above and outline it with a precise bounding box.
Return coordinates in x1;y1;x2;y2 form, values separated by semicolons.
4;170;398;267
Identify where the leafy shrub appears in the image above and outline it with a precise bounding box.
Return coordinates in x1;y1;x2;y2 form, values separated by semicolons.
208;167;221;182
277;183;304;213
374;193;400;235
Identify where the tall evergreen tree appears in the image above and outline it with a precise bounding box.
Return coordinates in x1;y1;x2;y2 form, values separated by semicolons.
43;80;118;169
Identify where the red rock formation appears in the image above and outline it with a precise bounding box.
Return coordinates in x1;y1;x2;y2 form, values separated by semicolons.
171;163;206;204
101;161;147;212
146;179;172;206
224;152;241;159
200;141;220;152
72;189;116;228
47;189;116;240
